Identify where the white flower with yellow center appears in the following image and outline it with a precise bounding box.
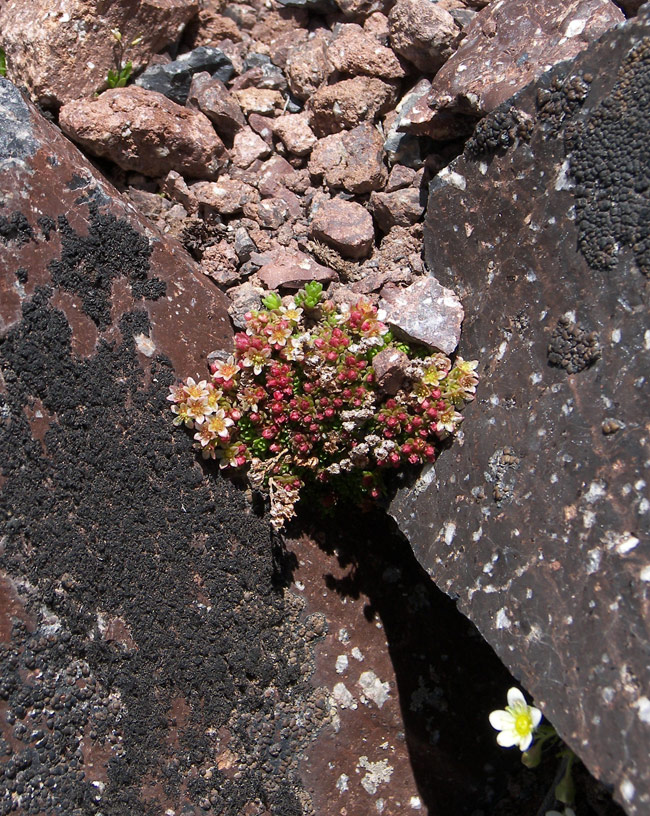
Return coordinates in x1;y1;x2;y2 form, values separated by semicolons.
279;301;303;324
489;687;542;751
206;409;234;439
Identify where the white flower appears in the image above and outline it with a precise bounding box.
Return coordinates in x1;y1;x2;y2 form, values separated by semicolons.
489;687;542;751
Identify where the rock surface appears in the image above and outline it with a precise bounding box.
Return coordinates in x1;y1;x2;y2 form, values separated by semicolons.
309;198;376;259
380;276;464;353
390;14;650;815
134;45;234;105
403;0;624;139
59;87;227;179
388;0;462;73
309;123;388;193
256;247;338;288
0;0;199;107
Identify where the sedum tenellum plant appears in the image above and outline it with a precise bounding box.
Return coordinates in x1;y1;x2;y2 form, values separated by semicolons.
168;282;478;529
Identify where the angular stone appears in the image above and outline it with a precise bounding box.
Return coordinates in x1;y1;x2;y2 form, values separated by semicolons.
380;276;464;353
230;127;273;169
231;88;285;116
309;77;398;137
273;113;318;156
388;0;462;73
309;198;375;259
186;73;245;140
384;78;431;166
404;0;624;139
286;30;333;101
186;8;244;46
309;123;388;194
160;171;199;215
135;46;234;106
257;155;299;197
59;87;227;179
391;13;650;815
0;0;198;108
369;187;425;232
327;24;407;80
371;346;410;395
190;178;260;216
256;248;338;289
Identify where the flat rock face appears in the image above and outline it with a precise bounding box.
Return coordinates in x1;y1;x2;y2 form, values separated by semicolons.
402;0;624;139
0;0;198;108
391;13;650;815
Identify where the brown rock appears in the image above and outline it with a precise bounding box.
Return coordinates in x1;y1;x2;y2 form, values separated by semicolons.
201;241;242;287
309;77;398;137
273;113;318;156
0;0;199;108
245;197;291;229
363;11;391;42
403;0;624;139
186;73;245;140
327;24;406;80
308;123;388;194
256;248;338;289
250;8;309;45
59;87;227;179
258;156;299;197
248;113;275;146
267;29;310;71
186;8;244;46
380;276;464;353
369;187;425;231
385;164;419;191
231;88;284;116
190;178;260;216
309;198;375;259
286;31;333;101
336;0;390;18
388;0;462;73
230;127;273;169
372;347;410;395
160;171;199;215
392;16;650;815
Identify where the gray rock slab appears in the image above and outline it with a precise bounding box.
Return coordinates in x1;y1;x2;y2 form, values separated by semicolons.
390;12;650;815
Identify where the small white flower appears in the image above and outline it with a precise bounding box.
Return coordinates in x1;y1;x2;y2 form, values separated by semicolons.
489;687;542;751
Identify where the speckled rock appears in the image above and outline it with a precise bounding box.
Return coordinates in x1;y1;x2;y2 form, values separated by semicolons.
327;23;407;80
380;276;464;353
286;30;333;101
391;13;650;815
309;198;375;259
402;0;624;139
190;178;260;216
309;76;398;136
186;72;246;140
369;186;424;231
256;247;338;288
273;112;318;156
59;87;227;179
0;0;198;108
309;123;388;193
388;0;462;73
230;126;273;168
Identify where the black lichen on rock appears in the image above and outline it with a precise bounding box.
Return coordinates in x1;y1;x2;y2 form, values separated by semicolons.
547;316;600;374
0;211;34;246
0;286;324;815
536;72;591;137
569;40;650;275
47;201;166;328
465;104;533;159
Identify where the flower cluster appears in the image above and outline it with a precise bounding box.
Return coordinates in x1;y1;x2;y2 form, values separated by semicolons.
168;282;478;529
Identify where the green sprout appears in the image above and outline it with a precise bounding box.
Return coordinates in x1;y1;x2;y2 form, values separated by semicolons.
0;48;7;78
106;29;142;89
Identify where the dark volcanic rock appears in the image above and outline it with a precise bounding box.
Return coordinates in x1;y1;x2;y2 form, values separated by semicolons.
0;78;327;813
135;45;234;105
391;12;650;816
